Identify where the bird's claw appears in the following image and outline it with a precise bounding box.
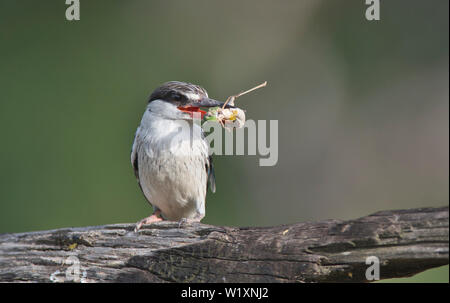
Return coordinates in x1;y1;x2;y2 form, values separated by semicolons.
134;213;163;232
178;218;188;229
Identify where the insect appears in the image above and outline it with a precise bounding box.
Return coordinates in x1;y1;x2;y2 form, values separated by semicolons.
204;81;267;129
204;106;246;129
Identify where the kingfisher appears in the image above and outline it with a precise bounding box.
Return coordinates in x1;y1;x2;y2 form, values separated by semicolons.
131;81;232;231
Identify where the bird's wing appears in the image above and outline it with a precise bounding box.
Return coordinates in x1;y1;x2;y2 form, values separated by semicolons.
206;155;216;193
131;127;156;210
131;127;141;185
202;128;216;194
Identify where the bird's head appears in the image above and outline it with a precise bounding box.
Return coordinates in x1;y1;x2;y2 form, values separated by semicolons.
148;81;232;119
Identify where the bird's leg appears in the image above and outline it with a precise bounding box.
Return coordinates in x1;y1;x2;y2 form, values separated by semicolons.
134;209;163;232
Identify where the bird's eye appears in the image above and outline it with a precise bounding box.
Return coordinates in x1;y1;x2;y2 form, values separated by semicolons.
172;93;182;101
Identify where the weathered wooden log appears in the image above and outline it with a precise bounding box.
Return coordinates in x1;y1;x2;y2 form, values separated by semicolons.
0;206;448;282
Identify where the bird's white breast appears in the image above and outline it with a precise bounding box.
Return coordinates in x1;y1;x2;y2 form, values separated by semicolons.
132;101;209;221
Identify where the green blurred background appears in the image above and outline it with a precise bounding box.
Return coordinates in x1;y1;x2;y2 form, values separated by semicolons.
0;0;448;282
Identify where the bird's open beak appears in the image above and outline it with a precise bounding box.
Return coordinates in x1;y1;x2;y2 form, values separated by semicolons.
194;97;234;108
178;97;234;119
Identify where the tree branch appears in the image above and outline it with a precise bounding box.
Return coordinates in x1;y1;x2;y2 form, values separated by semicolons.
0;206;448;282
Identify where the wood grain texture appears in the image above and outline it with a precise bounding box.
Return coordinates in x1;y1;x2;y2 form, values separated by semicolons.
0;206;448;282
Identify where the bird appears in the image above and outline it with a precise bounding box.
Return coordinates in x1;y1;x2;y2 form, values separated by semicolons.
131;81;232;231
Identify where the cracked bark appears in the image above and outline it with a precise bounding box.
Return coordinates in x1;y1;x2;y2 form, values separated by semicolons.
0;206;448;282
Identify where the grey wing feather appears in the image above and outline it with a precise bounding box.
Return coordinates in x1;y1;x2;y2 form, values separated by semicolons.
206;155;216;193
131;128;155;209
131;128;141;185
202;129;216;194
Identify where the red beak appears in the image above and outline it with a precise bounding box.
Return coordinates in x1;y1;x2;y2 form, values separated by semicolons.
177;106;207;119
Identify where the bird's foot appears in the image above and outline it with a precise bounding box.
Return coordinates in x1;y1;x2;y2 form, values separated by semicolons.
134;211;163;232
